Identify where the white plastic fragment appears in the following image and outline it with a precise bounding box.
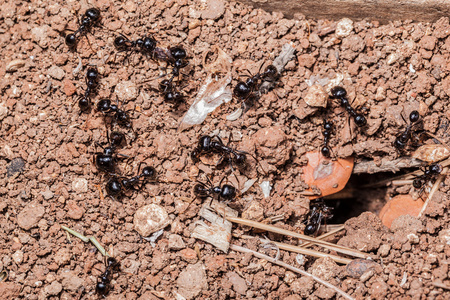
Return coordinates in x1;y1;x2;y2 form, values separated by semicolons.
399;272;408;287
241;179;257;194
72;56;83;76
409;63;416;73
259;181;272;198
191;200;238;252
226;107;243;121
180;47;233;130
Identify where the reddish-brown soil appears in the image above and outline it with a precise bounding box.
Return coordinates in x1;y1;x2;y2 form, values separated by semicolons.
1;0;450;299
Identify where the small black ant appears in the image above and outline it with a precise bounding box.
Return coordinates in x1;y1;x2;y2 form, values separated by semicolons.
96;257;119;296
77;66;99;112
93;129;126;174
413;163;442;190
321;120;333;158
330;86;367;127
106;164;156;199
65;8;101;48
159;79;183;104
233;64;279;110
193;176;237;202
191;135;250;171
304;198;333;236
114;34;157;55
96;98;133;128
394;110;421;150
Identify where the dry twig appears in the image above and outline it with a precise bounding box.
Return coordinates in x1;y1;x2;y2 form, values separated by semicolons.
230;244;355;300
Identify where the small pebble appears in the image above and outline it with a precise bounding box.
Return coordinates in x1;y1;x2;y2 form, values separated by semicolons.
115;80;138;102
168;234;185;250
44;281;62;296
336;18;353;38
48;65;65;80
17;201;45;230
346;259;379;278
12;250;24;264
0;102;8;121
304;84;328;108
134;204;171;237
176;263;208;299
72;178;88;193
6;158;25;178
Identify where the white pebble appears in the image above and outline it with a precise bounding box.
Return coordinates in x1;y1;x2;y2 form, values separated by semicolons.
336;18;354;38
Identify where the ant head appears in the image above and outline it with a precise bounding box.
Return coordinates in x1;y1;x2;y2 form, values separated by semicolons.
85;8;101;22
159;79;171;92
198;136;213;152
233;82;250;99
86;67;98;81
141;166;156;180
413;178;423;189
221;184;236;201
106;178;122;197
409;110;420;123
354;114;367;127
430;164;442;174
65;33;77;47
193;183;210;198
165;91;183;102
114;35;127;49
78;97;90;112
233;152;247;167
330;86;347;99
106;257;118;268
263;65;279;81
142;36;157;52
96;98;111;112
170;47;187;60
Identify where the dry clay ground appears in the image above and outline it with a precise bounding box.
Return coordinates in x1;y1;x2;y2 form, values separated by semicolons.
1;0;450;299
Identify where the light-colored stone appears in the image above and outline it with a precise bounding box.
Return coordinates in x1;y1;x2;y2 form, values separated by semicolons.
176;263;208;300
304;84;328;108
72;178;88;193
12;250;24;264
6;59;26;72
17;201;45;230
115;80;139;102
336;18;353;38
168;234;185;250
134;204;170;237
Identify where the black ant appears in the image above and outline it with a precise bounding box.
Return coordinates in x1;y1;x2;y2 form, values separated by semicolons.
413;163;442;190
394;110;421;150
191;135;251;172
77;66;99;112
330;86;367;127
96;257;120;296
114;34;157;55
159;79;183;104
96;98;133;128
65;8;101;48
233;64;279;110
193;176;237;202
93;129;126;174
105;164;156;199
321;120;333;158
304;198;333;236
154;46;188;82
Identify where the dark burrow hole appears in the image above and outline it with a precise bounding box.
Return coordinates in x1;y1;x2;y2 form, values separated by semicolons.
324;170;414;224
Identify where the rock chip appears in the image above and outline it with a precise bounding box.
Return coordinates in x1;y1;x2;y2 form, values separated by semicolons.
227;271;247;295
6;158;25;178
54;248;71;266
168;234;185;250
253;126;292;166
72;178;88;193
48;65;65;80
176;263;208;299
0;102;8;121
12;250;24;264
304;84;328;108
115;80;138;102
134;204;170;237
336;18;353;38
309;256;339;281
66;200;85;220
44;281;62;296
17;201;45;230
0;282;21;298
61;270;84;292
241;201;264;221
346;259;380;278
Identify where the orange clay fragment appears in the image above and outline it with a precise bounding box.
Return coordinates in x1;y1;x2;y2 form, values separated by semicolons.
379;194;424;228
301;151;354;200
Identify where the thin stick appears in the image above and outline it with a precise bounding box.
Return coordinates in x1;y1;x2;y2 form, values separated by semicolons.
230;244;355;300
391;180;414;186
418;167;448;217
61;225;110;257
227;216;368;259
300;225;345;248
240;234;352;264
